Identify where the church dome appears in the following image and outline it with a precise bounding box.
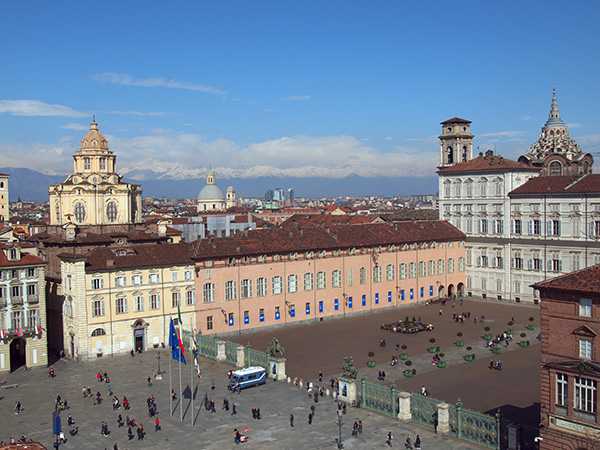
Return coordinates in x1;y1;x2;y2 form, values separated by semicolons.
81;119;109;150
197;184;225;201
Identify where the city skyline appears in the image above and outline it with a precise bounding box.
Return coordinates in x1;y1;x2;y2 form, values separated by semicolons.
1;1;599;188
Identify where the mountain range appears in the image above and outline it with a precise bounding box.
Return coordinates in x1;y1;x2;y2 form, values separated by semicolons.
0;167;439;202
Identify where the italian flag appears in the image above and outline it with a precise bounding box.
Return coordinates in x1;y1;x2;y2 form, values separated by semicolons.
177;305;185;361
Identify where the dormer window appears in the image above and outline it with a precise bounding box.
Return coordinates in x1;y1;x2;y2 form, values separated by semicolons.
8;248;20;261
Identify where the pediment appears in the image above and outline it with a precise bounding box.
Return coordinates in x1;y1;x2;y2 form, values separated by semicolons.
545;359;600;376
573;325;597;338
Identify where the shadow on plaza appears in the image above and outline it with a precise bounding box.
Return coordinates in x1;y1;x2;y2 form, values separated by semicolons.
486;401;539;428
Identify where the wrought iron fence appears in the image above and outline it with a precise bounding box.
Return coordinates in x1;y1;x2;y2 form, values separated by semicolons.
357;377;397;417
225;340;239;364
197;335;217;359
456;399;500;450
244;345;269;369
411;393;442;428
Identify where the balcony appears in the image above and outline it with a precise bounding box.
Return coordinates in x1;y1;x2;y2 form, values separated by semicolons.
27;295;39;304
11;297;23;306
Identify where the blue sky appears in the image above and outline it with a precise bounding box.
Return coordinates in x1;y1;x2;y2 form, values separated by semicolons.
1;1;599;187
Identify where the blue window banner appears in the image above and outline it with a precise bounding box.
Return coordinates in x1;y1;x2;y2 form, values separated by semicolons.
430;285;433;296
259;313;265;322
290;307;295;318
401;290;405;301
306;305;310;315
388;291;392;303
420;287;424;298
275;311;280;320
319;301;323;313
362;294;366;306
348;296;353;308
375;293;379;304
228;317;234;327
410;289;414;300
244;315;249;325
334;298;339;311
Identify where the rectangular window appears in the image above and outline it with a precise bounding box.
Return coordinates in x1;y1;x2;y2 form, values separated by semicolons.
479;219;488;234
466;249;472;266
132;274;142;286
91;278;104;290
27;309;37;328
92;300;104;317
580;339;593;359
27;284;36;296
172;291;180;307
580;298;593;317
385;264;394;281
549;219;561;236
287;274;298;293
257;278;267;297
347;268;354;286
494;219;504;234
359;267;367;284
186;290;195;306
573;254;581;272
575;376;596;413
418;261;426;277
317;271;326;289
513;219;522;235
27;268;36;278
272;276;283;295
171;271;178;282
557;373;568;407
225;281;237;300
428;260;435;276
409;262;417;279
148;273;159;284
332;270;342;287
448;258;455;274
11;285;22;298
241;279;253;299
399;263;407;280
458;257;465;272
134;295;144;312
373;265;382;283
149;294;160;310
184;270;193;281
513;251;523;269
530;219;541;235
116;297;127;314
203;283;215;303
206;316;213;331
115;276;126;288
303;273;314;291
437;259;444;274
514;281;521;293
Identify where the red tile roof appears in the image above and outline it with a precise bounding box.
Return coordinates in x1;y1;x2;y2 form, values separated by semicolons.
437;153;539;174
510;174;600;196
279;214;377;228
533;264;600;295
441;117;471;124
0;244;46;268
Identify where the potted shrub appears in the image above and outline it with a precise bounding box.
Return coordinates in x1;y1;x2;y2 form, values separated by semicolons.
483;326;492;341
400;353;408;360
464;354;475;362
456;332;464;347
493;347;502;354
527;317;535;330
428;338;437;353
437;361;446;368
404;370;413;377
367;361;376;367
506;329;514;335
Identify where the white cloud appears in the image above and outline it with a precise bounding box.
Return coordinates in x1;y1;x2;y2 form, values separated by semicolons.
566;122;582;129
0;100;87;118
522;116;532;121
282;95;311;101
478;130;526;138
104;110;169;117
384;136;393;140
62;123;89;131
92;73;227;96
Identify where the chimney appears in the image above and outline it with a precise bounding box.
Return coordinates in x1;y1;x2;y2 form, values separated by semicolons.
106;259;114;267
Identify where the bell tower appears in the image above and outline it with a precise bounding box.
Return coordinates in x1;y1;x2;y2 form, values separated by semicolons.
439;117;474;168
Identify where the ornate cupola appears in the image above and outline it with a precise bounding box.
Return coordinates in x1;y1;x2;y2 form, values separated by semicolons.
438;117;474;168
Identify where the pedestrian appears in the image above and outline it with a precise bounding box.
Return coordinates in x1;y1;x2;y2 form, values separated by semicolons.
108;385;112;396
127;426;134;440
130;349;135;358
381;370;386;382
415;435;421;449
211;379;216;390
290;413;294;427
386;431;393;446
117;415;123;427
14;401;21;414
256;407;261;419
172;389;177;401
310;404;315;416
405;434;413;449
318;371;323;382
234;428;241;445
232;402;237;415
352;421;358;436
358;420;363;434
342;404;347;415
113;443;119;450
308;412;313;425
147;376;152;387
155;417;160;431
252;407;257;419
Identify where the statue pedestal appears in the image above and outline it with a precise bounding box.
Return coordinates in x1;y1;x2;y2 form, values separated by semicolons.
269;356;286;381
338;376;357;404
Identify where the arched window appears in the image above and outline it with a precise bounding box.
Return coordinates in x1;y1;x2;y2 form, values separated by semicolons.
549;161;562;176
462;146;468;162
447;146;454;164
91;328;106;337
106;201;118;222
74;202;86;223
55;203;60;220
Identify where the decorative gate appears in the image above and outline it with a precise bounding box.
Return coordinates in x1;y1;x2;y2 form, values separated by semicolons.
225;340;238;364
456;400;500;450
357;377;397;417
244;345;269;369
197;335;217;359
411;393;442;428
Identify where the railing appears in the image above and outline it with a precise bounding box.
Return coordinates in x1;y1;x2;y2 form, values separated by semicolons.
225;340;238;364
245;345;269;369
357;376;397;417
456;399;500;450
27;295;39;304
411;393;442;428
197;334;217;359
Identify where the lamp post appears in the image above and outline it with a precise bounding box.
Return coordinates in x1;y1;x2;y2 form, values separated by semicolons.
156;350;163;380
336;410;344;449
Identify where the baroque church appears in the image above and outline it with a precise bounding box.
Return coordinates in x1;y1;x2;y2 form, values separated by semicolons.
48;119;142;227
196;171;235;212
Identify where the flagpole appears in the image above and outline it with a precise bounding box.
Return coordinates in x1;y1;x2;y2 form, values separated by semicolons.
179;344;183;422
169;344;172;416
191;334;194;428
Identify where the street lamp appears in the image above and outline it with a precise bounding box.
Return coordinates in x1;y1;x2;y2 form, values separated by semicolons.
336;410;344;449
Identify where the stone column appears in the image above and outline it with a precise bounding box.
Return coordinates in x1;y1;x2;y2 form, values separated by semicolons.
397;391;412;421
338;376;357;404
216;340;226;362
269;356;287;381
507;422;521;450
236;345;245;368
437;403;450;434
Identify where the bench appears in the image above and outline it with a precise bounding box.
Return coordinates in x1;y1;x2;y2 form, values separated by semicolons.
2;384;18;390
